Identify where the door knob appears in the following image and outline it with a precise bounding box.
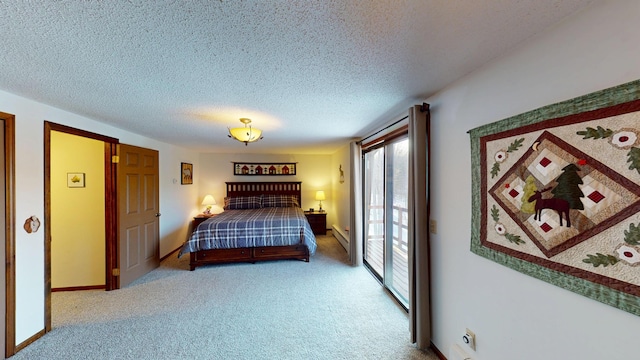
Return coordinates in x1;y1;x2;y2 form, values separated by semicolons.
155;213;161;217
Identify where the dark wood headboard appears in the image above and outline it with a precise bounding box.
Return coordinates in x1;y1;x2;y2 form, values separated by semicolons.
225;182;302;207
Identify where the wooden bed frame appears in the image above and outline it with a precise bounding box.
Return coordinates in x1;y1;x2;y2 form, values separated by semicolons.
188;181;310;270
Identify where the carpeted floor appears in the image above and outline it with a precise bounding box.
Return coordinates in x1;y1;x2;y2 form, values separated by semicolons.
12;233;438;360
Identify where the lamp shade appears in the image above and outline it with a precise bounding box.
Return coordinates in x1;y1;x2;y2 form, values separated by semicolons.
228;127;262;142
315;191;326;201
228;118;263;145
201;195;216;206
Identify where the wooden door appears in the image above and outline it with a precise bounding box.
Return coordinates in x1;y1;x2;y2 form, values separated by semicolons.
0;119;5;356
1;113;15;357
117;144;160;287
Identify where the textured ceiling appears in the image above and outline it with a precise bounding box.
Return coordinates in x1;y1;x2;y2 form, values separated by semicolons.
0;0;596;154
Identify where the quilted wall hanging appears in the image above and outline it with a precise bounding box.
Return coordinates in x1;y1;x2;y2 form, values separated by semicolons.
469;79;640;316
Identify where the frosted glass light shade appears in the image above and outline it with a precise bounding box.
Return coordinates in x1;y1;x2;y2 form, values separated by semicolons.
228;118;263;145
228;127;262;142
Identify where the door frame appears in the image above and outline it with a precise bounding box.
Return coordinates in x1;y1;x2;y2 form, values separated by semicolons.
361;125;410;309
43;122;119;333
0;112;15;358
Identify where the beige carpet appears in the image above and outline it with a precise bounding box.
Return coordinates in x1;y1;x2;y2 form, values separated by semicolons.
13;233;438;360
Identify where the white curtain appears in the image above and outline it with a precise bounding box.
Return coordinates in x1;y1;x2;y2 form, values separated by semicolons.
349;141;363;266
408;104;431;348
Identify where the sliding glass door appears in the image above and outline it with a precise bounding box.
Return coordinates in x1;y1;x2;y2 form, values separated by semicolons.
363;137;409;307
364;147;385;277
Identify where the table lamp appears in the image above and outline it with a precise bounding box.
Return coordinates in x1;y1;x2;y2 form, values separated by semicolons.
201;194;216;215
315;190;326;212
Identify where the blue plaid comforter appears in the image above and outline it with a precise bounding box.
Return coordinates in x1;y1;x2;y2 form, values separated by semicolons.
178;207;317;257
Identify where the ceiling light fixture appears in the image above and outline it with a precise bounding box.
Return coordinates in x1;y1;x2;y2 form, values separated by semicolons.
228;118;263;146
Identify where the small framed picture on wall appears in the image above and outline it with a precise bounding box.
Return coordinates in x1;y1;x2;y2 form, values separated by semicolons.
181;162;193;185
67;172;85;188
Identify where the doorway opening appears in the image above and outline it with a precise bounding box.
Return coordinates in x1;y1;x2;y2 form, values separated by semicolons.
50;131;107;291
43;122;119;332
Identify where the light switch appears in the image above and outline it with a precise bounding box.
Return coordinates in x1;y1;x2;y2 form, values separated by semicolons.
429;219;437;234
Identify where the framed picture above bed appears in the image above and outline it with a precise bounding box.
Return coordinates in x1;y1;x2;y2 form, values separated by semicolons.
233;162;296;176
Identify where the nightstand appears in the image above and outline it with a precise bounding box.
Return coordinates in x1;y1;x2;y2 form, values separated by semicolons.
304;211;327;235
193;214;216;230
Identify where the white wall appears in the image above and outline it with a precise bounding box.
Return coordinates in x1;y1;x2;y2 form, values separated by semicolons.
0;89;200;345
199;152;335;225
331;143;351;248
427;1;640;359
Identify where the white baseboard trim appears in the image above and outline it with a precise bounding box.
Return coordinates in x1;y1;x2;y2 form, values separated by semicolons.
332;224;349;252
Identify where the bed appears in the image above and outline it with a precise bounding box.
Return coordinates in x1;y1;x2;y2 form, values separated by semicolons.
179;181;317;270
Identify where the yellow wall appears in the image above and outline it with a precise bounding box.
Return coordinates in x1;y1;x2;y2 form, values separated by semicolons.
199;152;336;225
51;131;105;288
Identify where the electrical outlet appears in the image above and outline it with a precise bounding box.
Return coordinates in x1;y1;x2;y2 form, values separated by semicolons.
429;219;437;234
463;328;476;351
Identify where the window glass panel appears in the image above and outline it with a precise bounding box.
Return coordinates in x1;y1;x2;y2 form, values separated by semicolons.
362;136;409;308
363;147;384;278
387;139;409;304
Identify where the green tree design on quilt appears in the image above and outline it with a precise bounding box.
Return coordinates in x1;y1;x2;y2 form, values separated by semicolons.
576;126;613;139
551;163;585;210
491;205;500;222
520;175;537;214
582;253;619;267
625;223;640;245
505;233;524;245
628;147;640;175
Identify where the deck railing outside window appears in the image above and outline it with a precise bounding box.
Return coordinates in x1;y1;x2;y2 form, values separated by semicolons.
365;204;409;301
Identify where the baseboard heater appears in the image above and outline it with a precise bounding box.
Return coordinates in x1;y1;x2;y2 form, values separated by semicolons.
331;224;349;251
449;344;472;360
